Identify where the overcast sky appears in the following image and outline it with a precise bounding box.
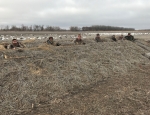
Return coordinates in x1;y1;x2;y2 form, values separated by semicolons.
0;0;150;29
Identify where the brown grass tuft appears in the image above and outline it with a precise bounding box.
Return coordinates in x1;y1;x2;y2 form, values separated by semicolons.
29;64;43;75
0;45;6;50
22;39;35;44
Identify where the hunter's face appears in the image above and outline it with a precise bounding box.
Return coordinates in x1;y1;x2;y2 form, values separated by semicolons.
49;38;53;41
78;35;81;39
12;40;17;44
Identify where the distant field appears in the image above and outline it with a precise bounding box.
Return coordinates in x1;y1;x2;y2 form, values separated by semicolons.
0;31;150;115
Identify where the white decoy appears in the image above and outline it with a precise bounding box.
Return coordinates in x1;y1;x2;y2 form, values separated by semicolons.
53;37;57;39
1;35;5;40
59;35;62;39
38;37;42;39
82;36;86;38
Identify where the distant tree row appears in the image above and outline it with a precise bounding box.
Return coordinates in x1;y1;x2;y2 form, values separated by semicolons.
0;25;66;31
82;25;135;31
0;25;135;31
69;26;81;31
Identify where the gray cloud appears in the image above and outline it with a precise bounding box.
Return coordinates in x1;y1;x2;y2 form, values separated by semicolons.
0;0;150;29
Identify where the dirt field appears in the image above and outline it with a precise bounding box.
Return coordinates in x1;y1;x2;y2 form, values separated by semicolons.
0;31;150;115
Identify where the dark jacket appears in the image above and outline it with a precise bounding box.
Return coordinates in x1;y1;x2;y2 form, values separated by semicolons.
111;36;117;42
125;35;135;41
74;38;85;45
47;40;60;46
95;37;101;42
47;40;54;45
9;42;25;49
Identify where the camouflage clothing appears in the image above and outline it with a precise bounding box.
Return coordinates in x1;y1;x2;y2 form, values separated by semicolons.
47;39;54;45
47;39;60;46
118;35;124;40
8;42;25;49
111;35;117;42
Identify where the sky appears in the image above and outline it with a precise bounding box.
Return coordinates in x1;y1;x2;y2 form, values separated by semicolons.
0;0;150;30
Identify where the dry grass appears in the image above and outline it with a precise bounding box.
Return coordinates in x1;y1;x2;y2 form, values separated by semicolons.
36;44;53;51
0;45;6;50
0;33;150;115
22;39;35;44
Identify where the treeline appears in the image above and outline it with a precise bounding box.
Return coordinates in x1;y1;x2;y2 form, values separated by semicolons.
0;25;135;31
82;25;135;31
0;25;66;31
138;29;150;31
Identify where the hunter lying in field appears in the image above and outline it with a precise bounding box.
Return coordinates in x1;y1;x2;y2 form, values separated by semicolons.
74;34;86;45
47;37;61;46
3;39;25;49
